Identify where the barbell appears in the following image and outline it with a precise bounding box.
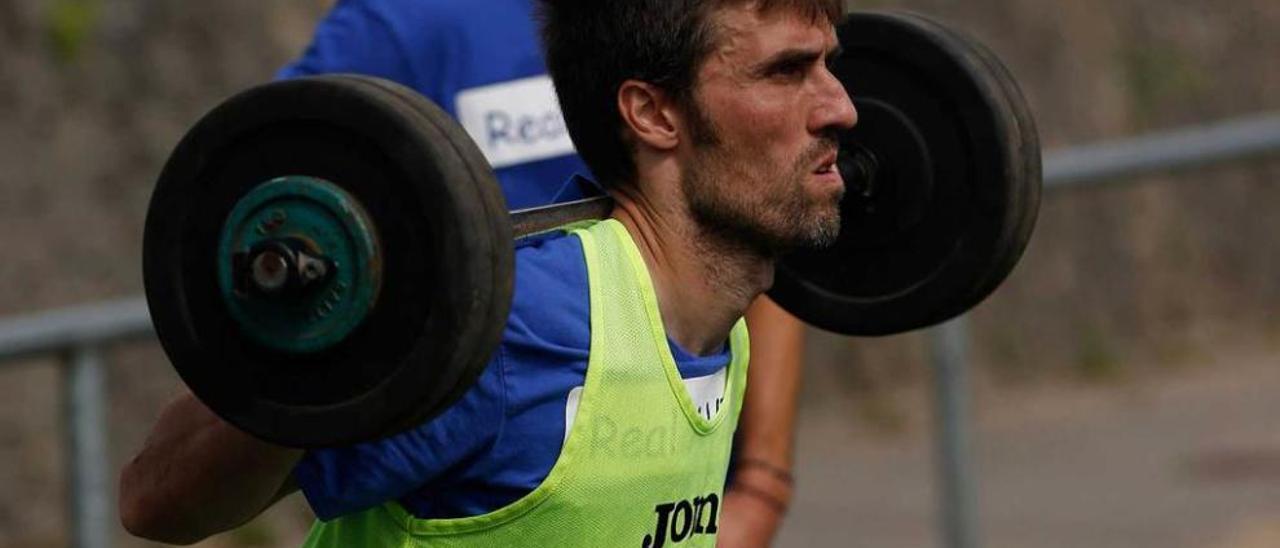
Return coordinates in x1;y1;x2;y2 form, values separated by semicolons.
142;11;1041;447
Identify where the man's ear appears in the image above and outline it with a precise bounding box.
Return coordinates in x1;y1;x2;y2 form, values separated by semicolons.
617;80;680;151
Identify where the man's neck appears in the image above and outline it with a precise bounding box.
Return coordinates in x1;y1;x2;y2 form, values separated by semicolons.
607;184;774;357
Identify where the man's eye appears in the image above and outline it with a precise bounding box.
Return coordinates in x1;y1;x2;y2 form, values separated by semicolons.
771;61;807;79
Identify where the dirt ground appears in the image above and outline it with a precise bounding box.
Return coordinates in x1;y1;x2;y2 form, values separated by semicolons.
778;344;1280;548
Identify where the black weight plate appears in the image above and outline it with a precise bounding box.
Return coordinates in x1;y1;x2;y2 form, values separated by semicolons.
897;13;1042;323
350;75;515;436
768;11;1041;336
950;24;1042;310
144;75;511;447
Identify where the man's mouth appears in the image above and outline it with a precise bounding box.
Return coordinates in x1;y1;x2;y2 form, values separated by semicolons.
813;151;840;176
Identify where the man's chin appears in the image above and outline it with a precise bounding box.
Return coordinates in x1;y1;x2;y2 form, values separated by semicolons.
798;197;844;249
772;212;842;254
802;215;842;249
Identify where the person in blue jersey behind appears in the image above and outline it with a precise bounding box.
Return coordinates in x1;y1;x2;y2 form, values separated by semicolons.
120;1;845;546
276;0;586;210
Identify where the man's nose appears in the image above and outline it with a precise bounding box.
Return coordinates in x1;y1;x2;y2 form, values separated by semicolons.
812;69;858;132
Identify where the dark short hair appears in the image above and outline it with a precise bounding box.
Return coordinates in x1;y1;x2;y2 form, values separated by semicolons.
538;0;843;188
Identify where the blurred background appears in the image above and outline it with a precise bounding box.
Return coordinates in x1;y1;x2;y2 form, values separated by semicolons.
0;0;1277;546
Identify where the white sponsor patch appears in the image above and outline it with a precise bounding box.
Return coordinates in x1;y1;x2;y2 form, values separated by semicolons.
564;367;728;443
455;75;577;169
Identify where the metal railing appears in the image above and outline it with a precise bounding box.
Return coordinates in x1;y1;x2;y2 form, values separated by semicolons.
0;298;151;548
0;111;1277;548
929;110;1280;548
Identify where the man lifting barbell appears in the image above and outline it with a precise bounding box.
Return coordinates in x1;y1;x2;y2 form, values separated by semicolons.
121;2;1040;546
276;3;812;543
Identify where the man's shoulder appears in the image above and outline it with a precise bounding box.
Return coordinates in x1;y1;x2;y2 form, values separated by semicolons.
513;229;585;283
505;230;590;351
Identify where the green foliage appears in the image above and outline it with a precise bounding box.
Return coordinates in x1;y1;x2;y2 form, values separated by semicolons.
1118;40;1208;128
1075;325;1124;382
47;0;99;63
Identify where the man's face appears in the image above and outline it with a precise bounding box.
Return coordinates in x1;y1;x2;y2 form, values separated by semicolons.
679;4;857;254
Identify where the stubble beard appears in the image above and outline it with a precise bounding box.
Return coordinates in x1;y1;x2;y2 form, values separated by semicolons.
681;133;845;258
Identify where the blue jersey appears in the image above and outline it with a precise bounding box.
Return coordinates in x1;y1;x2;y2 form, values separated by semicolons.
276;0;590;210
294;222;732;520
